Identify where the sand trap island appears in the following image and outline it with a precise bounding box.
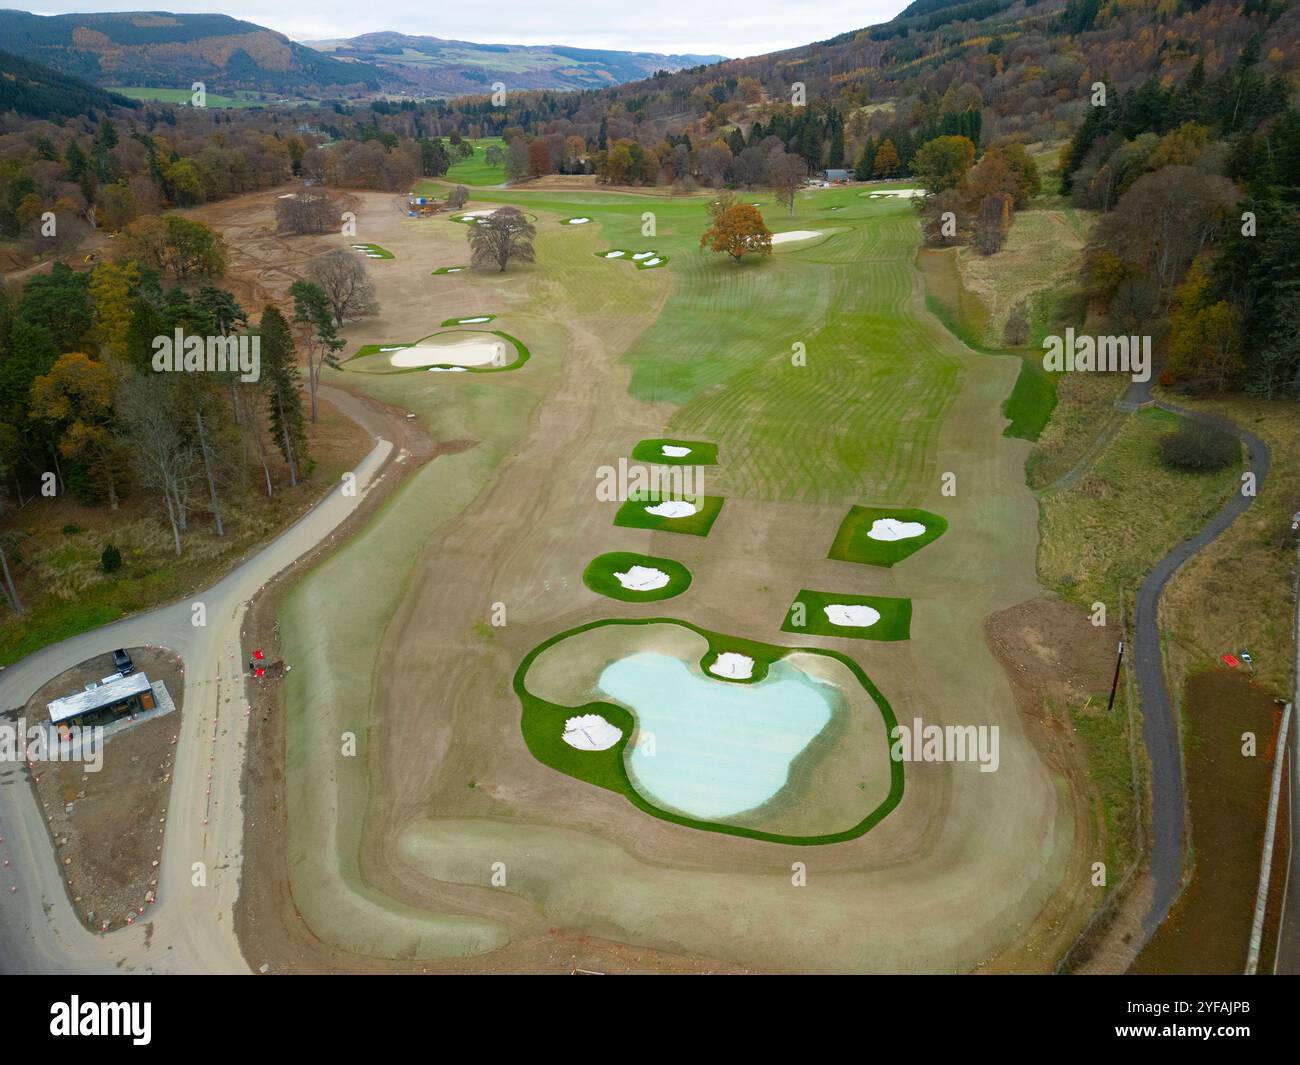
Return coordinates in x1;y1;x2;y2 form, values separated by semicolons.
516;619;902;842
869;518;927;541
562;713;622;751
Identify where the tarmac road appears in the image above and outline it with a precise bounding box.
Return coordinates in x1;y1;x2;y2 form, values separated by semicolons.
0;385;396;974
1135;407;1271;942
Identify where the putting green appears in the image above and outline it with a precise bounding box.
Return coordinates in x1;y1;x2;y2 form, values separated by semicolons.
781;589;912;641
582;551;692;602
612;492;724;537
629;438;718;466
516;618;904;844
828;506;948;566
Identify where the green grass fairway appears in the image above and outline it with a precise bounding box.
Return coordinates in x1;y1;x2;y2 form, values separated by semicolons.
781;589;912;641
828;506;948;566
630;438;718;465
444;139;506;186
613;492;724;536
1002;356;1057;440
515;617;904;845
351;243;394;259
582;552;692;602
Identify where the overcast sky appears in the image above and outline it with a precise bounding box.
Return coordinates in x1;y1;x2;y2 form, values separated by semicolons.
26;2;910;57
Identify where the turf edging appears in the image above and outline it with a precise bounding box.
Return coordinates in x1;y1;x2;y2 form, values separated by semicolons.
583;552;692;602
781;589;912;641
514;616;904;846
613;493;724;537
629;438;718;466
828;506;948;566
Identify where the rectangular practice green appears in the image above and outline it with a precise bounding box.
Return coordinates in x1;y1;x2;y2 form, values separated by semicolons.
781;589;912;641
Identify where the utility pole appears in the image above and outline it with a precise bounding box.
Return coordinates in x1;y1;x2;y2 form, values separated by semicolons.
1106;639;1125;713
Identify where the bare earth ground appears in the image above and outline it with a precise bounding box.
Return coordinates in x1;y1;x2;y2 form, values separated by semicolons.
217;185;1093;972
20;646;183;932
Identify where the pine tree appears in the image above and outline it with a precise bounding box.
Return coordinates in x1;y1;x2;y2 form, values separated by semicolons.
258;305;307;486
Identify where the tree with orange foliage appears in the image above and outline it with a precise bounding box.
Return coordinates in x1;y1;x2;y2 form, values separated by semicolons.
873;138;901;178
700;204;772;262
29;352;123;508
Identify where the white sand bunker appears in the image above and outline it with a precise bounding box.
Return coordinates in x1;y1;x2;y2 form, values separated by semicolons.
824;604;881;627
631;251;657;260
613;565;670;591
604;250;626;258
566;217;591;224
452;316;492;323
640;257;664;266
645;500;697;518
771;230;822;244
390;338;508;368
870;188;925;198
458;209;497;219
427;366;468;373
709;652;754;680
661;445;691;458
562;713;623;751
868;518;927;541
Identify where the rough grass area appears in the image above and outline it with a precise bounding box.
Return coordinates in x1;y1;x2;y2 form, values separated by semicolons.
1026;372;1128;490
612;492;724;537
0;397;369;665
629;438;718;466
1037;408;1241;611
582;551;692;602
827;505;948;567
781;589;912;641
1161;394;1300;698
515;617;904;845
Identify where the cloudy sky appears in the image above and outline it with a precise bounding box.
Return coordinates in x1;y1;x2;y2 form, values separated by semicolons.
27;2;910;57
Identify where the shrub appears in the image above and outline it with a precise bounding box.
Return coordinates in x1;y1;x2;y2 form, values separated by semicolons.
1158;416;1239;472
100;544;122;574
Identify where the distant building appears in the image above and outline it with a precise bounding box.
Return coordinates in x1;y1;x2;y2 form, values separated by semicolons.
824;168;850;183
47;673;155;730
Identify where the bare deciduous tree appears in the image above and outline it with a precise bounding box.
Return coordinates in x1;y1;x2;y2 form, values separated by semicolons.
467;206;536;273
275;188;339;235
306;250;379;328
116;375;200;556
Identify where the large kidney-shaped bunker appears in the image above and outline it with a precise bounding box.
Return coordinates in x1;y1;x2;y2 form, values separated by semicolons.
515;618;903;844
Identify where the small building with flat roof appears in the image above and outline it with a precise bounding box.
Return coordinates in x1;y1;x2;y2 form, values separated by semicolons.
47;672;155;729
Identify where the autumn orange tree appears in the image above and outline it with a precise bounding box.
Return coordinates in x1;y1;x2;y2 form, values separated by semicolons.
700;204;772;262
29;352;124;509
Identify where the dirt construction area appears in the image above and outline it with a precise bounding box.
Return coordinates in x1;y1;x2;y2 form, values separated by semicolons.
15;646;184;933
208;183;1105;973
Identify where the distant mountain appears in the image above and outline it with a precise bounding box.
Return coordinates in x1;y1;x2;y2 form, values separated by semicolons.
0;9;380;95
0;48;136;118
304;31;725;96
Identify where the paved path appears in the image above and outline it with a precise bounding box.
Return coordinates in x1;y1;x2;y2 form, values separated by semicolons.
1134;406;1271;941
0;385;395;973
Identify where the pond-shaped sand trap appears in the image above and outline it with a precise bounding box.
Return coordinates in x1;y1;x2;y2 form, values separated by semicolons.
389;336;512;368
517;620;901;841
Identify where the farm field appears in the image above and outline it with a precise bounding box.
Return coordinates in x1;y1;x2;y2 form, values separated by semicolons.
248;177;1086;973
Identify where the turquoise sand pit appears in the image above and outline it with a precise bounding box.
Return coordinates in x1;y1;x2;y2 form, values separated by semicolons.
600;652;834;820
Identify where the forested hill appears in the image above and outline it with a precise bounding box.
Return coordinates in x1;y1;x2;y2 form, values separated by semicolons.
0;49;137;119
0;9;380;95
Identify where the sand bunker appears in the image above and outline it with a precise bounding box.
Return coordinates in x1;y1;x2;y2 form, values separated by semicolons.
771;231;822;244
604;251;626;258
868;518;926;541
562;713;623;751
390;338;508;368
708;652;754;680
428;366;468;373
869;189;925;198
640;257;664;266
566;217;591;224
645;500;697;518
613;565;670;591
631;251;657;260
824;604;881;627
661;445;691;458
458;210;497;219
450;316;492;324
